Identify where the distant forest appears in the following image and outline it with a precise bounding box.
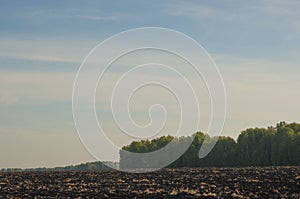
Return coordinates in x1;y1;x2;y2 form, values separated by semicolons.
120;121;300;169
1;161;118;172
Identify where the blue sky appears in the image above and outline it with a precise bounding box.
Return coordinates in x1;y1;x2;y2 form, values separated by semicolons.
1;0;300;168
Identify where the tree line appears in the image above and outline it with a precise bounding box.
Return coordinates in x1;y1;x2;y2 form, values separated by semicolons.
1;161;118;172
120;121;300;169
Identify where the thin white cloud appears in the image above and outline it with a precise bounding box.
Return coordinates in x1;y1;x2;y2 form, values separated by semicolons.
18;7;121;22
249;0;300;34
68;8;121;21
162;2;236;21
0;94;18;105
213;53;300;76
250;0;300;17
0;38;93;63
163;0;300;26
76;15;119;21
0;71;75;105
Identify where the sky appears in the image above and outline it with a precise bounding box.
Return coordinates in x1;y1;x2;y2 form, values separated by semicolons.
1;0;300;168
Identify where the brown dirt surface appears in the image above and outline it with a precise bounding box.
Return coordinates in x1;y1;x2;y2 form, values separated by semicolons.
0;167;299;198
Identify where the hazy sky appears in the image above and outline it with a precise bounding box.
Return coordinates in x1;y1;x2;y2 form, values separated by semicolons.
1;0;300;168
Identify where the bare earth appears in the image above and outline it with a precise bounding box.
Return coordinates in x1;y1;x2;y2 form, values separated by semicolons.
0;167;299;198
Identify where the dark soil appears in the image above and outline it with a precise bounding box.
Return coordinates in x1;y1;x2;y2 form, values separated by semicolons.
0;167;299;198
